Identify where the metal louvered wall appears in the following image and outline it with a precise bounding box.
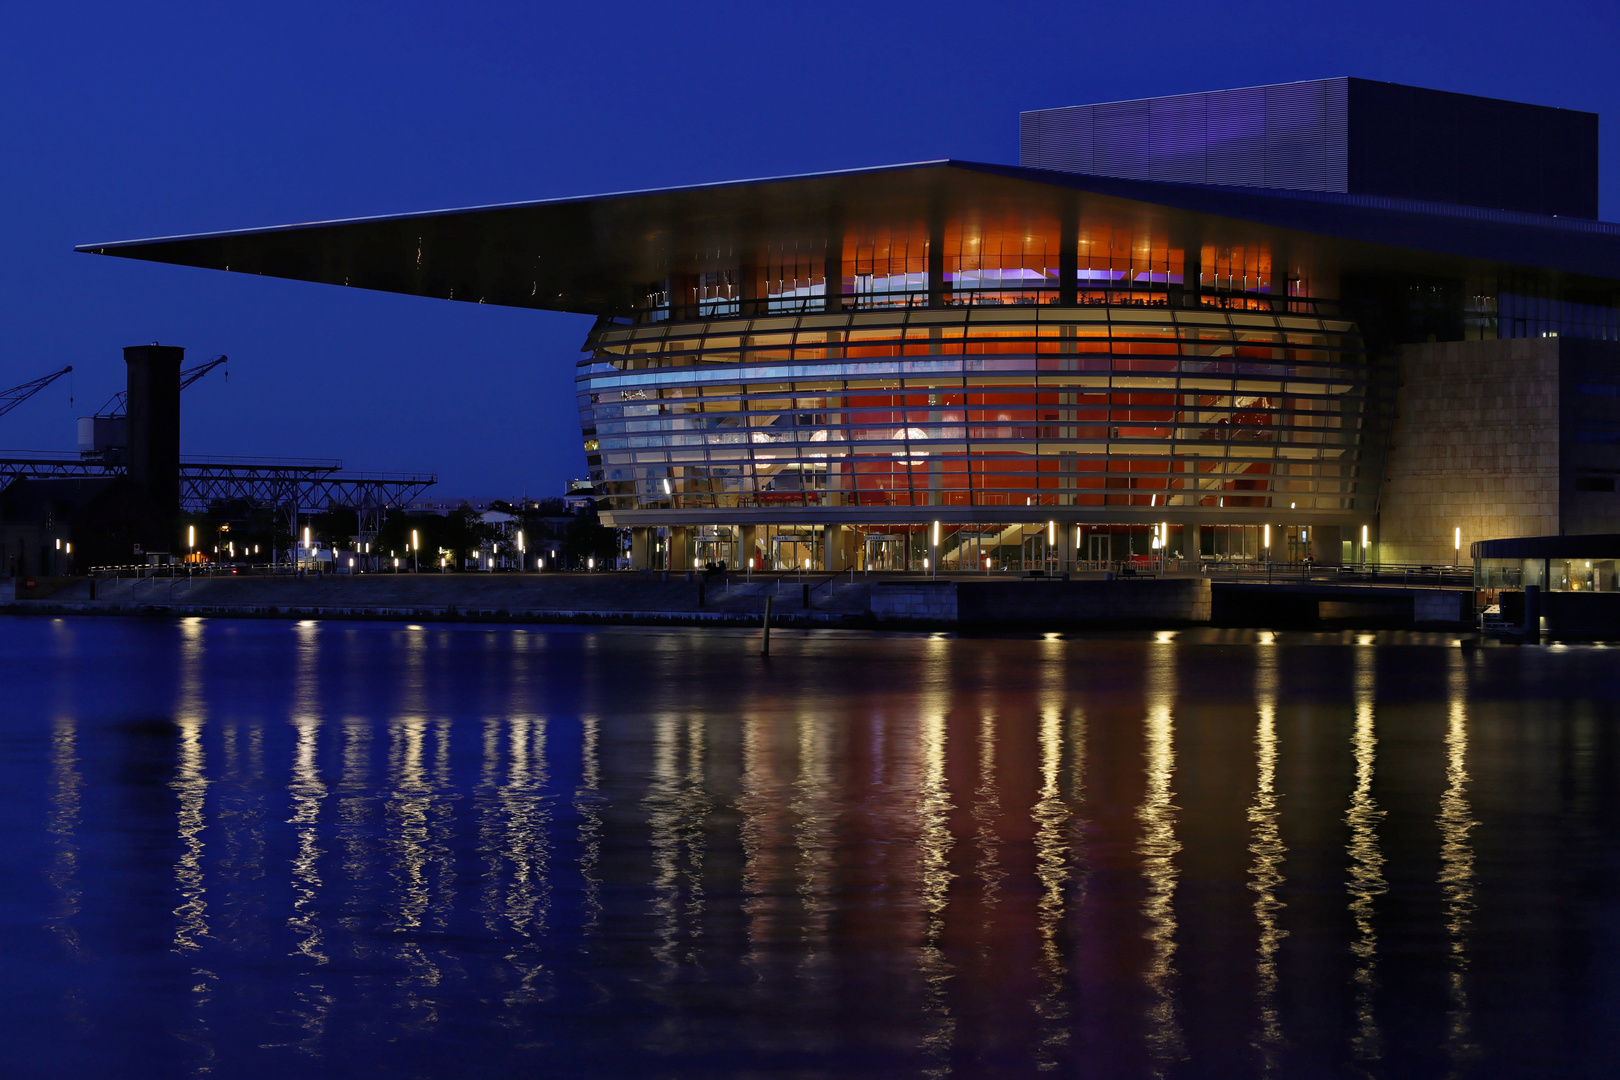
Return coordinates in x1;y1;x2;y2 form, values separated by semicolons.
1020;78;1350;193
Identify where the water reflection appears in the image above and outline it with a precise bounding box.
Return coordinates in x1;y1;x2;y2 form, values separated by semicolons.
792;708;835;979
1138;638;1184;1071
485;713;551;1003
645;712;711;985
172;619;209;955
1347;641;1387;1067
1248;633;1286;1072
47;713;82;958
288;621;326;966
1439;650;1479;1070
9;620;1620;1079
915;647;956;1072
1031;696;1079;1071
575;713;604;936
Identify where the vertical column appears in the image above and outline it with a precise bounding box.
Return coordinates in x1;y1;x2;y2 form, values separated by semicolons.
1266;240;1289;313
822;525;844;571
739;259;760;317
1310;524;1342;565
823;225;843;313
927;208;945;310
1059;202;1078;307
629;527;653;570
1187;523;1202;564
1182;242;1203;309
668;272;698;322
668;527;691;572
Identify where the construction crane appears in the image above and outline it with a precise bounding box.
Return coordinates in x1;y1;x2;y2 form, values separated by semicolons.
0;365;73;422
93;354;227;418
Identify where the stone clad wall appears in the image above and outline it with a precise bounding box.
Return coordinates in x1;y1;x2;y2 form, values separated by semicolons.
873;578;1211;626
1380;338;1561;564
871;582;960;623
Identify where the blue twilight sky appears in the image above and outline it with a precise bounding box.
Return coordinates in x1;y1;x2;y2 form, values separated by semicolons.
2;1;1618;499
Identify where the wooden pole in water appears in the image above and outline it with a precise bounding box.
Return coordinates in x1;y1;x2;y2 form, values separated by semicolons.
761;596;772;656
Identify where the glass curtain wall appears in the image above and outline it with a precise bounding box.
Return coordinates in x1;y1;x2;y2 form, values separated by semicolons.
581;307;1369;518
641;222;1313;318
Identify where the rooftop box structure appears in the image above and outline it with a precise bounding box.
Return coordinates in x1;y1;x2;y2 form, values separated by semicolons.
1020;78;1599;219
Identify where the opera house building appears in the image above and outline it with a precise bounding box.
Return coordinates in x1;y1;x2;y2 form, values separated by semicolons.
83;78;1620;571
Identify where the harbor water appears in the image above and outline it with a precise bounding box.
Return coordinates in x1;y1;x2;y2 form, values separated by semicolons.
3;616;1618;1078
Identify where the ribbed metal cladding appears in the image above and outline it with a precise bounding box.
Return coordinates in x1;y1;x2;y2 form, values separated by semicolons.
1020;78;1350;194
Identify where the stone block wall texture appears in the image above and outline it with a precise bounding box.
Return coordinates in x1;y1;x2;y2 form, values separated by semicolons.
872;579;1211;625
871;582;959;622
957;579;1211;624
1380;338;1561;564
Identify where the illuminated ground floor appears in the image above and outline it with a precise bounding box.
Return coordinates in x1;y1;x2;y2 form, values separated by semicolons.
621;520;1370;572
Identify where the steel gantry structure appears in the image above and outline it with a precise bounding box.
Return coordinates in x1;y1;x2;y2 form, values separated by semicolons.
0;453;436;534
0;366;72;422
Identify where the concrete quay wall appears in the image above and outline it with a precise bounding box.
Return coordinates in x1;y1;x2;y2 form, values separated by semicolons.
6;573;1479;631
874;578;1212;627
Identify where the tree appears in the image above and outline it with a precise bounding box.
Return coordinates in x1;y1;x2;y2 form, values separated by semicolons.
561;506;621;568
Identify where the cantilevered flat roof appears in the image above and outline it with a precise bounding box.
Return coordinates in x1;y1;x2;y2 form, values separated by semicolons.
77;161;1620;317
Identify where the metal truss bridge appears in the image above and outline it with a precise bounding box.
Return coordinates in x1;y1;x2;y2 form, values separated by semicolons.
0;452;436;532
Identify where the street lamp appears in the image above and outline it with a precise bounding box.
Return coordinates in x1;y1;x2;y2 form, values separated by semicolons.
411;529;419;573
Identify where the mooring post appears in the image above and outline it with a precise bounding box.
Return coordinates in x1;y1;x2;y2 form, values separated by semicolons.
761;596;772;655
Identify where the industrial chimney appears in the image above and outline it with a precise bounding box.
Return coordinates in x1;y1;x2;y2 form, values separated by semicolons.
124;344;183;547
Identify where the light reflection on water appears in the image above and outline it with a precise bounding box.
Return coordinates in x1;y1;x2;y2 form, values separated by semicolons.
7;618;1620;1079
1347;641;1387;1068
1248;633;1285;1073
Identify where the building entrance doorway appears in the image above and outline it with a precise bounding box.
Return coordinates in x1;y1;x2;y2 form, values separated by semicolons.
772;535;816;570
1022;532;1054;573
1088;533;1111;564
864;534;907;571
693;533;735;569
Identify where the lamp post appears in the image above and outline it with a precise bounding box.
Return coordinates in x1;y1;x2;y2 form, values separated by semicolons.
411;529;419;573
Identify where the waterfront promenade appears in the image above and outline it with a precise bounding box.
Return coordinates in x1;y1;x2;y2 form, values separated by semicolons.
2;567;1477;630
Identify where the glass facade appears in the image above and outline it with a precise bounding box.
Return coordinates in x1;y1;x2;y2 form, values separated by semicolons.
578;306;1371;524
1498;292;1620;341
